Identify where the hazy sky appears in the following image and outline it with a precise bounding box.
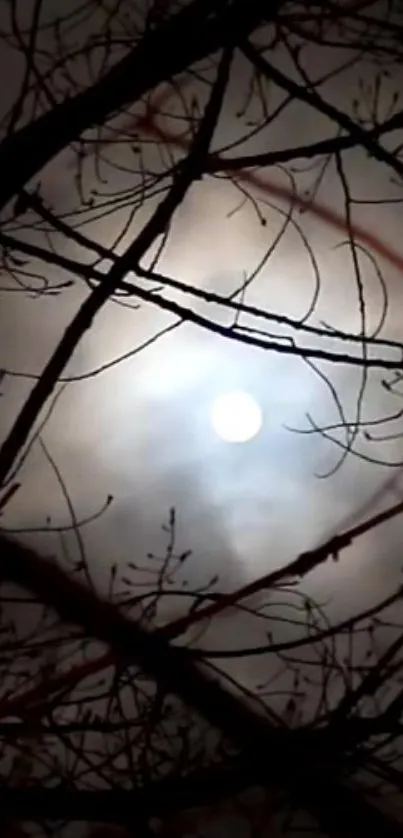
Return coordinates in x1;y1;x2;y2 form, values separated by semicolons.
1;1;403;700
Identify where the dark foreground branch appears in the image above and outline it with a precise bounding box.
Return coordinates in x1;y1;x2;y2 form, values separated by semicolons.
0;533;402;838
0;755;401;838
0;532;318;756
0;0;272;213
0;43;232;488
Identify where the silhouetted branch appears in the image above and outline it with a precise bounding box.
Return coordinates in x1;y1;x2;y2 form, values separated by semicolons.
241;38;403;179
0;0;274;213
0;43;233;488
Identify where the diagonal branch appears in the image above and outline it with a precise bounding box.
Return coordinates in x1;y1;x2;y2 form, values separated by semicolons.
0;44;233;488
205;105;403;173
5;189;403;355
2;492;403;723
240;39;403;180
0;529;322;765
0;0;273;213
0;533;402;836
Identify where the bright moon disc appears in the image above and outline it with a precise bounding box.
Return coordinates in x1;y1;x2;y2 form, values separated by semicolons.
211;391;263;443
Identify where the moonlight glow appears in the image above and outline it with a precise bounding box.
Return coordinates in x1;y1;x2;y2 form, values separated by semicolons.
211;391;263;443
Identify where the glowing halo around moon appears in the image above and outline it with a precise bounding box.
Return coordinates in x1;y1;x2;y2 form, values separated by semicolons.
211;391;263;443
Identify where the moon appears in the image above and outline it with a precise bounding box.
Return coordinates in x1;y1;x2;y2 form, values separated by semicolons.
211;391;263;443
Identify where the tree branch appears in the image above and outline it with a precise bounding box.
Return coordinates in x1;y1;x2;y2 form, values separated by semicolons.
205;106;403;173
240;39;403;180
0;44;233;487
0;532;402;837
0;0;273;213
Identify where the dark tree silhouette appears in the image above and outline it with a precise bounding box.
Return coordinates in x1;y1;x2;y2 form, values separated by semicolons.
1;2;403;836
